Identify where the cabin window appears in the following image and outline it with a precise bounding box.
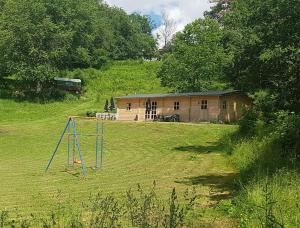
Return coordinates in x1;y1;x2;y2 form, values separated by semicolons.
222;101;227;110
126;103;132;111
174;101;180;110
201;100;208;110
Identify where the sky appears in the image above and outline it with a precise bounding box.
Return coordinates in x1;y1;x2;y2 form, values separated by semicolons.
105;0;212;46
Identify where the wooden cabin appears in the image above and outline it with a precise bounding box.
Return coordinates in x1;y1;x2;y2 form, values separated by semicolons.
116;90;251;123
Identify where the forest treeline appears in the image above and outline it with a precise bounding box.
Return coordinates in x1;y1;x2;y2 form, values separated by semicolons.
159;0;300;113
0;0;156;91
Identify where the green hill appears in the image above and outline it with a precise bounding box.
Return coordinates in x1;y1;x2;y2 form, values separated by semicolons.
0;60;168;123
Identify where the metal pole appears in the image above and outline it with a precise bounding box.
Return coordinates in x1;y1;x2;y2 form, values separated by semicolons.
95;118;99;169
67;121;70;165
71;118;87;176
45;118;71;172
72;125;75;166
100;121;104;169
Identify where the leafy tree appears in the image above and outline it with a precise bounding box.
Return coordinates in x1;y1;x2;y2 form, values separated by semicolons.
205;0;232;21
223;0;300;112
0;0;156;94
158;18;231;92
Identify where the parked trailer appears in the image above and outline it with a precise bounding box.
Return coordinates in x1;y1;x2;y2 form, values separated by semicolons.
54;77;82;93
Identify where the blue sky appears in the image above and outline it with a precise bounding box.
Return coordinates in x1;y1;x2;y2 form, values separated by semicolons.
148;11;163;29
105;0;212;45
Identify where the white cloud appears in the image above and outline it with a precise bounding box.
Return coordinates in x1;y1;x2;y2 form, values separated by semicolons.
105;0;212;47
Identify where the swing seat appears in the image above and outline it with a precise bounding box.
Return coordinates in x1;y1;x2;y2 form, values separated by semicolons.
74;160;82;164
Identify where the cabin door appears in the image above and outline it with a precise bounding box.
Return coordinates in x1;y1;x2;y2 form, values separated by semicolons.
145;101;157;120
199;99;209;121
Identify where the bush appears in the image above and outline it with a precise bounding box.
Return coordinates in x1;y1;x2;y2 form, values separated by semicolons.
0;185;199;227
86;111;98;117
233;171;300;227
222;103;300;227
274;112;300;162
238;110;259;137
250;90;277;122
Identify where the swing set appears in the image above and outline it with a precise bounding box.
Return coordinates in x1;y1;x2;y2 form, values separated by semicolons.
45;116;105;176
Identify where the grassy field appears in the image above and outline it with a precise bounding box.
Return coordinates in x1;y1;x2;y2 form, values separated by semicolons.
0;118;235;213
0;61;239;226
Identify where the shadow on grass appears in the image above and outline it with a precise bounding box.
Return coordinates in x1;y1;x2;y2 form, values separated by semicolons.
61;166;101;178
61;169;81;178
0;78;76;103
174;142;225;154
175;173;238;201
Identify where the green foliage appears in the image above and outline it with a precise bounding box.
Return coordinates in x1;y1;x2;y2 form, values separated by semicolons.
158;18;231;92
233;171;300;227
104;99;109;112
0;186;199;227
204;0;232;21
86;111;98;117
223;0;300;112
249;91;277;122
221;109;300;227
0;0;156;92
109;97;116;112
125;183;162;227
64;61;167;107
275;112;300;161
0;61;166;122
237;110;259;137
86;193;123;227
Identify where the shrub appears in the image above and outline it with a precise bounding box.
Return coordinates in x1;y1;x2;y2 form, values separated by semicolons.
233;171;300;227
0;185;199;227
274;112;300;162
238;110;259;137
250;90;277;122
224;109;300;227
86;111;98;117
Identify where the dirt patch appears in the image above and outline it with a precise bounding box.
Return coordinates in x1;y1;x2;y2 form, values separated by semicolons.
0;129;9;135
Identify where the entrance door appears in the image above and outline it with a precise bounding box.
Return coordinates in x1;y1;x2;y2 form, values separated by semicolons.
199;99;209;121
145;101;157;120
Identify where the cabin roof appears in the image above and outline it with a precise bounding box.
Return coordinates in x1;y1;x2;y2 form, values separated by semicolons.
54;77;81;83
116;90;242;99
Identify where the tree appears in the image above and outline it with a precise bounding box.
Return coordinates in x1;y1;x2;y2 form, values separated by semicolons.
205;0;232;21
158;11;176;47
109;97;115;111
0;0;156;94
223;0;300;112
104;99;109;113
158;18;231;92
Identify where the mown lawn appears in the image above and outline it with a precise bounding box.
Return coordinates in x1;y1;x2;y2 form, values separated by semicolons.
0;61;239;226
0;114;236;213
0;101;238;227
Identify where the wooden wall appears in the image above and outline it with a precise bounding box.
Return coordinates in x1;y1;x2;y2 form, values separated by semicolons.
116;94;251;122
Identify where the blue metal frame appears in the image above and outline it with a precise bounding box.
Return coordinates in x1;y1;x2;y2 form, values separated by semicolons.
95;119;99;169
45;117;104;176
100;121;104;169
67;122;70;165
45;118;71;172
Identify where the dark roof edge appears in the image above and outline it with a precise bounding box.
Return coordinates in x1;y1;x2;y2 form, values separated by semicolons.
116;90;245;99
